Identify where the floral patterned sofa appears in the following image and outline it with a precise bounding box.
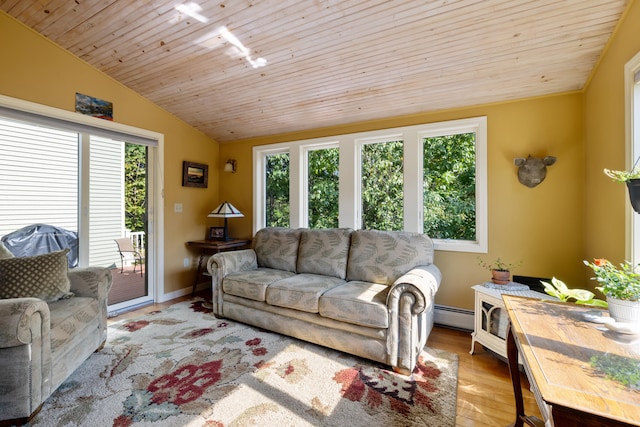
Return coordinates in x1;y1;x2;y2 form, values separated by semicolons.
0;244;112;425
207;227;441;374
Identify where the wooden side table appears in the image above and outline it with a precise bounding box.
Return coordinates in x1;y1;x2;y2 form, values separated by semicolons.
470;284;554;360
186;239;251;296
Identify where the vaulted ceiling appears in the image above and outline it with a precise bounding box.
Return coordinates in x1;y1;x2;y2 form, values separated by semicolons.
1;0;629;142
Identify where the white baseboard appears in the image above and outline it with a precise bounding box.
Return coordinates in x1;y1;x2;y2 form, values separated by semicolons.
434;304;474;331
159;282;209;303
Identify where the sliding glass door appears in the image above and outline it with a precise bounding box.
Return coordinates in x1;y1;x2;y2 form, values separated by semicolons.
0;116;155;311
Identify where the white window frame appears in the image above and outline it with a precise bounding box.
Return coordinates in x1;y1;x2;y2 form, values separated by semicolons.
626;51;640;265
0;94;165;306
356;133;405;231
302;141;340;228
253;116;488;253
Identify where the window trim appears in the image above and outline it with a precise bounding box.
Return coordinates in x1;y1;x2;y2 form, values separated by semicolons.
626;51;640;265
253;116;488;253
0;94;165;306
303;142;340;229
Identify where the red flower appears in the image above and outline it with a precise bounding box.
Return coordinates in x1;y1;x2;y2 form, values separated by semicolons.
122;320;149;332
182;328;214;339
147;360;222;406
252;347;268;356
245;338;262;347
593;258;609;267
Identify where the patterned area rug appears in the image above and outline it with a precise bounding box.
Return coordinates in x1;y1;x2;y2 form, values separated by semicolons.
30;299;458;426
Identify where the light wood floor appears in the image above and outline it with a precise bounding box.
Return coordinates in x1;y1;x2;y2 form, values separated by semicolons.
109;293;543;427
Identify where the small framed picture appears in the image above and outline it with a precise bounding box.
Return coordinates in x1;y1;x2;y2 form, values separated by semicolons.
182;161;208;188
209;226;225;241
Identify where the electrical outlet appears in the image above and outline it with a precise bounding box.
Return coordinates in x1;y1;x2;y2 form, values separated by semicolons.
174;203;183;213
183;257;190;268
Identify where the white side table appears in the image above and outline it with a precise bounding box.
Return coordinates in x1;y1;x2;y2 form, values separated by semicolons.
470;284;555;360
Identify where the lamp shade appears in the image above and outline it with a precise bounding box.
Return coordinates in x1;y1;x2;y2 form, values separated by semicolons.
208;201;244;218
224;160;236;173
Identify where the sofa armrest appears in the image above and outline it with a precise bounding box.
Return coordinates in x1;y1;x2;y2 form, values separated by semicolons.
386;264;442;374
0;298;50;348
68;267;113;301
387;264;441;314
207;249;258;315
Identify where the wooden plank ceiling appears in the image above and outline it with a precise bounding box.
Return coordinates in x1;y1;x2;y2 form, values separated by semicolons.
1;0;629;142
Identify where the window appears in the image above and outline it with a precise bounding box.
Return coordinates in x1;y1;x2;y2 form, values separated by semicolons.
423;132;476;240
627;52;640;265
361;140;403;230
265;152;290;228
0;94;163;313
254;117;487;252
307;146;339;229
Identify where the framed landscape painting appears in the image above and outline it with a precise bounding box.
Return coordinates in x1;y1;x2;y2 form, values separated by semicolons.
182;161;208;188
75;92;113;121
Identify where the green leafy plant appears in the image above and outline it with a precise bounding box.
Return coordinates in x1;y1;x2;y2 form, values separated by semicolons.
542;277;608;307
584;259;640;301
604;168;640;183
476;256;521;272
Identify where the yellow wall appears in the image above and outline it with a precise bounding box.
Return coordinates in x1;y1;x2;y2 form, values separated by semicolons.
0;12;220;295
221;92;585;309
584;0;640;266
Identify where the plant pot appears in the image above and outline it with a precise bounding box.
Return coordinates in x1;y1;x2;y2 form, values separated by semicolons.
491;269;510;285
626;179;640;214
607;296;640;323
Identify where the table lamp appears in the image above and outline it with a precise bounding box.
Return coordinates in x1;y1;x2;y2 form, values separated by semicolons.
207;201;244;241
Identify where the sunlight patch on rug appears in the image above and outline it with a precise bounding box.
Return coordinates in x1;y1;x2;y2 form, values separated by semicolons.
30;299;458;426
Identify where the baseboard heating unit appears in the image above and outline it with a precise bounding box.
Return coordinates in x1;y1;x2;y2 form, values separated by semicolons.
434;304;474;331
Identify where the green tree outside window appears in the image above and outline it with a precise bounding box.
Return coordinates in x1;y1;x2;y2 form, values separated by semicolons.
361;141;404;231
423;133;476;240
308;148;339;228
124;143;146;233
266;152;290;227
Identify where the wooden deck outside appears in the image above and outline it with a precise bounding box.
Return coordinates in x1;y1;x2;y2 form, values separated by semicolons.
108;265;146;305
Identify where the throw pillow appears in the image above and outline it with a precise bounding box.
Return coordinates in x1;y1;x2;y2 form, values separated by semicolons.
0;248;72;302
0;241;13;259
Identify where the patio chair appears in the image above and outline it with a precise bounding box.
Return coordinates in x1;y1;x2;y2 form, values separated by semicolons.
114;238;143;276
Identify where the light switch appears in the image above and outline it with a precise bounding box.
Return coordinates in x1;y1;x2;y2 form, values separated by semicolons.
174;203;183;213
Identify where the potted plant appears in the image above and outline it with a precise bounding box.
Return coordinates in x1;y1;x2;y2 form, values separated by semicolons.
604;168;640;213
584;258;640;323
542;277;608;307
477;257;521;285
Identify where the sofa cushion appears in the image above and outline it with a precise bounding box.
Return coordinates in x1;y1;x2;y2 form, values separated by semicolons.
296;228;352;279
48;296;99;355
346;230;434;285
254;227;302;273
266;273;345;313
0;241;13;259
319;281;389;328
223;268;295;302
0;249;72;302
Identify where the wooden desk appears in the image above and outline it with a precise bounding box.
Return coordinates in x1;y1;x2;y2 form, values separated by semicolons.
186;239;251;295
503;295;640;427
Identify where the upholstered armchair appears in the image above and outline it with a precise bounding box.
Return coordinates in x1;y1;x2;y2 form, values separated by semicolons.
0;245;112;425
